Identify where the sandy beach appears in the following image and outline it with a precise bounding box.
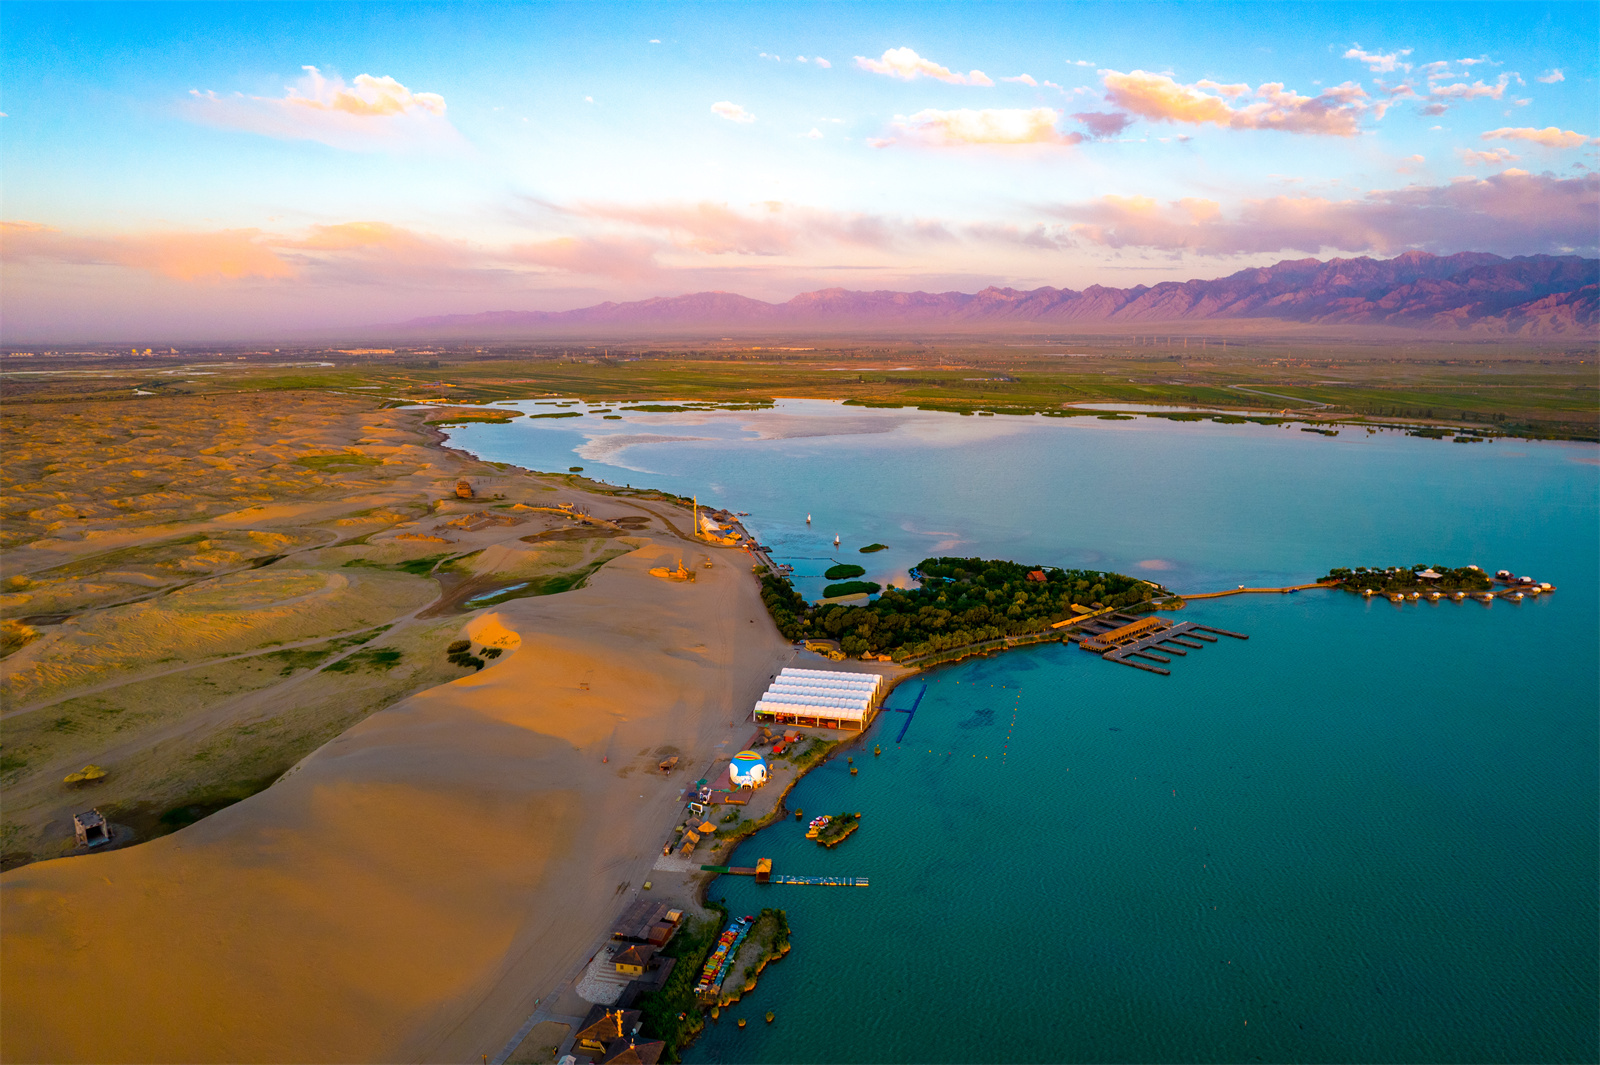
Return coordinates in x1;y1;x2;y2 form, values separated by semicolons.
1;516;797;1061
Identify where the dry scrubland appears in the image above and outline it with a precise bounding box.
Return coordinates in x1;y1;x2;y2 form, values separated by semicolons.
0;392;664;867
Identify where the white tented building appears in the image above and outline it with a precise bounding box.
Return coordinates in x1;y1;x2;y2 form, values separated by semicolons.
753;667;885;732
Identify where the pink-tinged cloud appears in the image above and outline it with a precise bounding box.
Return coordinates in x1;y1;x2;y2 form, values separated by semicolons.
508;236;664;281
889;107;1081;146
1458;147;1517;167
1537;69;1564;83
1;221;296;281
1001;74;1038;86
1344;45;1413;73
547;199;953;256
711;101;755;123
1050;172;1599;256
1483;126;1593;149
1430;74;1510;99
185;66;460;152
854;47;993;86
1072;111;1134;138
1100;70;1370;135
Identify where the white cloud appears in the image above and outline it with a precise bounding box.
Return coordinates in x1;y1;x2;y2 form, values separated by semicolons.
649;39;660;44
185;66;458;152
1431;74;1511;99
888;107;1080;146
1483;126;1593;149
803;128;823;139
1537;69;1564;83
797;56;808;63
1002;74;1038;86
711;101;756;123
1344;45;1413;73
1066;59;1095;67
814;57;831;68
854;47;994;86
1458;146;1517;166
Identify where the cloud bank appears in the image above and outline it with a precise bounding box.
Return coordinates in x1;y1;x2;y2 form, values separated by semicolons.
185;66;459;151
1051;172;1599;255
1100;69;1372;135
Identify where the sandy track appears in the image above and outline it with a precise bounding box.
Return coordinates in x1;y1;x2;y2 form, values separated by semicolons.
1;534;791;1063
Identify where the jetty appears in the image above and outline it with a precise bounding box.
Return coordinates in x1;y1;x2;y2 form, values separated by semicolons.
701;862;868;888
1067;613;1248;675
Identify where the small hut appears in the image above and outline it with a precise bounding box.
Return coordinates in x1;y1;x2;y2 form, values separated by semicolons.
73;809;111;848
613;944;656;976
455;479;474;499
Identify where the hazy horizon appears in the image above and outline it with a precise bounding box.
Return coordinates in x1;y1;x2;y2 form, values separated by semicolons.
2;1;1597;340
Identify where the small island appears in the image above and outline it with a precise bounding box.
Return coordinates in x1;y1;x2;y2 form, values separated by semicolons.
1322;564;1492;594
806;812;860;848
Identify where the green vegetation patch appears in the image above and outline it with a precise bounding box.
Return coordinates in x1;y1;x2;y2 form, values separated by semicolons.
824;563;865;580
527;411;583;419
343;552;453;576
323;646;403;673
821;580;881;598
636;903;728;1061
858;543;889;553
261;626;390;675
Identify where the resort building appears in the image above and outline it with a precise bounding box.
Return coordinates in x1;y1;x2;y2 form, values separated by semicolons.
728;750;769;788
613;944;655;976
574;1007;642;1060
751;667;885;731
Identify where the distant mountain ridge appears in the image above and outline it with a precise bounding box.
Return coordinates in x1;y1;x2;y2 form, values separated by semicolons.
397;252;1598;336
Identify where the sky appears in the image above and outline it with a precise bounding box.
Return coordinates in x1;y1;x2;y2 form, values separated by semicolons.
2;0;1597;341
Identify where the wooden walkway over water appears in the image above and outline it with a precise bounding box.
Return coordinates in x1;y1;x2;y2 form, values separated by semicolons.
1067;613;1248;675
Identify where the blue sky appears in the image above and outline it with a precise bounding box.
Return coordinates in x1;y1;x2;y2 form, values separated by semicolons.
2;1;1596;339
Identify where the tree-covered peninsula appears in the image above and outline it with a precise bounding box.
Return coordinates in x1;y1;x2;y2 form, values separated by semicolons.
760;556;1160;660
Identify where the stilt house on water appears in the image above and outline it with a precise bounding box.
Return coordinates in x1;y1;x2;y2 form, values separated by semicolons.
751;667;885;732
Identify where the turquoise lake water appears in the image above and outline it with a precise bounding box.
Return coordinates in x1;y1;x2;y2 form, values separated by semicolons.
444;402;1598;1063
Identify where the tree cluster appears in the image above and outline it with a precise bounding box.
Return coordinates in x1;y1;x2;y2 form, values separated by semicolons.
1322;564;1491;593
758;556;1159;660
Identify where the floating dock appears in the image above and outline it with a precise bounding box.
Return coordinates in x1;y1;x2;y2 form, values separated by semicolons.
1068;614;1248;675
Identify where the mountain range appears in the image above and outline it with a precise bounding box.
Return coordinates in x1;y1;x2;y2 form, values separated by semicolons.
395;252;1598;337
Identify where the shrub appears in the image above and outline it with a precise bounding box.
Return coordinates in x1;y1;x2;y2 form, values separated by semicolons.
446;639;471;654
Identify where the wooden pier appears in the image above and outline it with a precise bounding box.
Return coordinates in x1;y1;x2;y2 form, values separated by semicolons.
701;864;869;887
1068;613;1248;676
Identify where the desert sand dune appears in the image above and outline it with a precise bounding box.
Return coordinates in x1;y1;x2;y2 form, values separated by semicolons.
1;535;793;1063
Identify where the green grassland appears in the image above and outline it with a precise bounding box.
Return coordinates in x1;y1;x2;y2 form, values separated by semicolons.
5;332;1594;438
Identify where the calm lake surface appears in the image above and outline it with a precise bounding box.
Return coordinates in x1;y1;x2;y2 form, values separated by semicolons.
445;401;1598;1063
